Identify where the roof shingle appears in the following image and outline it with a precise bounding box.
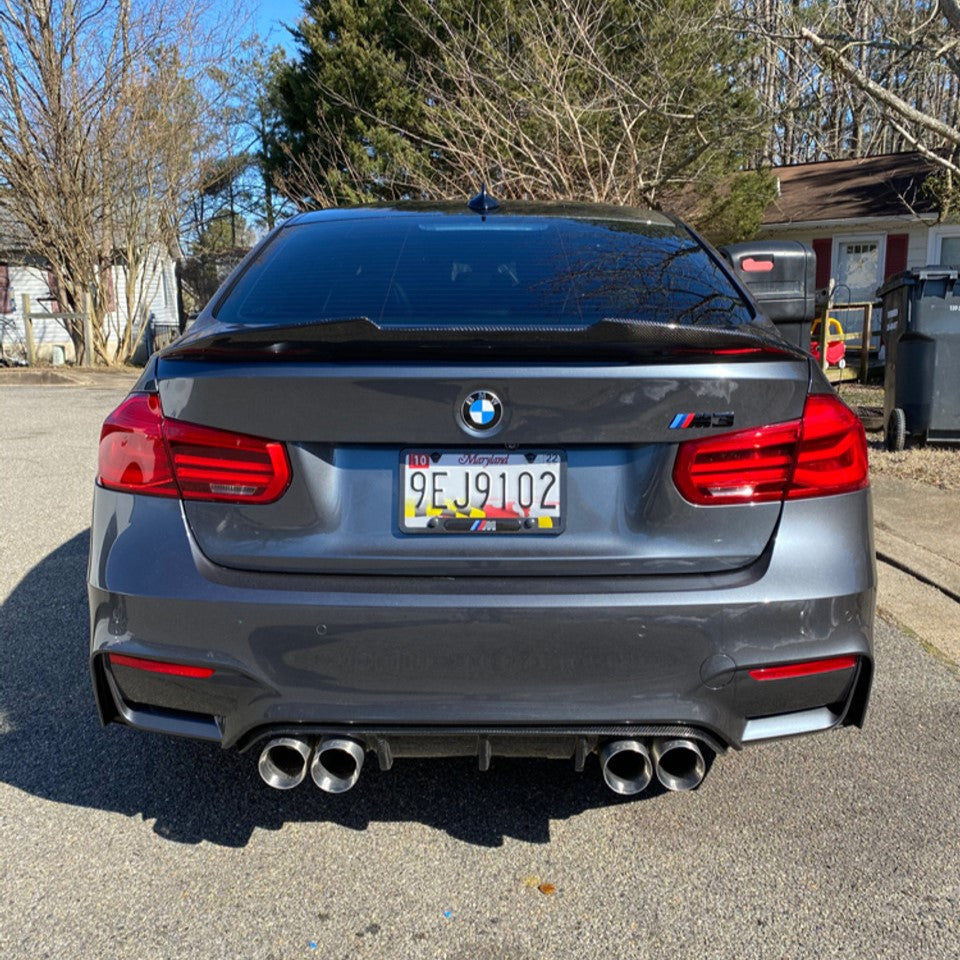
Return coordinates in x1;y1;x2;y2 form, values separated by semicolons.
763;153;937;224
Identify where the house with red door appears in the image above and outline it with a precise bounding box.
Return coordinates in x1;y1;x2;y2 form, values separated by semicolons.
755;152;951;306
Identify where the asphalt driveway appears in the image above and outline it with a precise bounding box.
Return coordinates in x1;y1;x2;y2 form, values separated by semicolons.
1;381;958;959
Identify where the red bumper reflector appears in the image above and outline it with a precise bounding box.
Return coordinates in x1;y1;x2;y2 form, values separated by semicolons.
108;653;215;678
749;655;857;682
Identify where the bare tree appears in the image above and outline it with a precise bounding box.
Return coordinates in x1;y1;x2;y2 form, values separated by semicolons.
185;40;290;253
741;1;960;179
102;23;227;362
0;0;239;363
277;0;769;214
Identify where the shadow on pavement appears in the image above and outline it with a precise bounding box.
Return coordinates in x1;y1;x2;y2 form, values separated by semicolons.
0;532;676;848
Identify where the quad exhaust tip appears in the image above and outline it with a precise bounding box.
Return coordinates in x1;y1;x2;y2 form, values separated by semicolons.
258;733;705;795
310;736;366;794
599;739;653;795
651;738;706;792
258;737;312;790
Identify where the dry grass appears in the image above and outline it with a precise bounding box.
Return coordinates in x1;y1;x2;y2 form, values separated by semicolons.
867;440;960;490
835;382;884;411
833;382;960;489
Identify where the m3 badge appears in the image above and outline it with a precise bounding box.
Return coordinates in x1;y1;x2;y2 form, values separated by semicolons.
668;412;735;429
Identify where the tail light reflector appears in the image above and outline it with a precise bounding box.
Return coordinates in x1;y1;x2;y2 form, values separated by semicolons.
108;653;215;678
749;655;857;682
98;393;291;504
673;394;868;505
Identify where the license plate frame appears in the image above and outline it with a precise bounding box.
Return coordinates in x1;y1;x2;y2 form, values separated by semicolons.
400;449;566;534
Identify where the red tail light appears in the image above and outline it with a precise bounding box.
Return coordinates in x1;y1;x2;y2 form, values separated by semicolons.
98;393;291;504
788;394;870;500
673;394;868;505
164;419;291;503
98;394;178;497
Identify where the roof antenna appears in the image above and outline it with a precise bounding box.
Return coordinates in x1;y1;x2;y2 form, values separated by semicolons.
468;183;500;219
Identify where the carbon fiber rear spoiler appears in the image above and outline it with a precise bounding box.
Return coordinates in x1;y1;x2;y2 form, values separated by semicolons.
162;316;808;363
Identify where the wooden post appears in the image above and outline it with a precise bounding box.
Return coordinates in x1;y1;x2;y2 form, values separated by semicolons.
22;293;36;366
859;302;873;385
83;291;94;367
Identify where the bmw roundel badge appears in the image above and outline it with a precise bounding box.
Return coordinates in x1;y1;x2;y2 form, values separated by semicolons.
460;390;503;433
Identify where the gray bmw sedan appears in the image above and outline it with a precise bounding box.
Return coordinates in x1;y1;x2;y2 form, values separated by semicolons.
88;199;874;797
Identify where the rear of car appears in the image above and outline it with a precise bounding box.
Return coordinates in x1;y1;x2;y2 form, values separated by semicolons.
88;203;874;796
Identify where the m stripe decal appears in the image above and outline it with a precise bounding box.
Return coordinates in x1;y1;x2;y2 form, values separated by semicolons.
669;411;736;429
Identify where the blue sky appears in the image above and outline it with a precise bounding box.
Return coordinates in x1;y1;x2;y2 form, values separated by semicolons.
251;0;304;55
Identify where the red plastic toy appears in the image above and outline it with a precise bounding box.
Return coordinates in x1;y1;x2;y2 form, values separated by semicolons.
810;317;846;369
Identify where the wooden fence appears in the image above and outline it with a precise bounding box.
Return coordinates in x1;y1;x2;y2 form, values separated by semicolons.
20;292;94;367
817;292;879;384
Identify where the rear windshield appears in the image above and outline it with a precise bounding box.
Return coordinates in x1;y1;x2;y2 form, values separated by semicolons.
214;215;757;329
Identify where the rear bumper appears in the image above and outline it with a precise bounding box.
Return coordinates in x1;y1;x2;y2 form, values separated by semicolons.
88;488;875;753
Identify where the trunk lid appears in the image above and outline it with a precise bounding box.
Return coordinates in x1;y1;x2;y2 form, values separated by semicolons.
156;353;809;576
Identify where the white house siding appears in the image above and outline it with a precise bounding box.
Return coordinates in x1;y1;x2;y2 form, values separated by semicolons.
755;218;934;343
758;217;933;336
756;219;932;282
0;250;178;361
907;227;930;270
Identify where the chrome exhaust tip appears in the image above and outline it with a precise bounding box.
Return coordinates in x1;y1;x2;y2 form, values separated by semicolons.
258;737;312;790
652;738;706;792
598;739;653;795
310;736;366;793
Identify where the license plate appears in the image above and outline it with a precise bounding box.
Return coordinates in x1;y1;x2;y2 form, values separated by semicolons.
401;450;564;534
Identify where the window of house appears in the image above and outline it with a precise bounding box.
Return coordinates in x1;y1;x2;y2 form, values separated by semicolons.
925;226;960;268
939;236;960;267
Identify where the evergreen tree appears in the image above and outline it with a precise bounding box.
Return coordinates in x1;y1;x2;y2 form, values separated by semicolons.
269;0;773;239
269;0;439;205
